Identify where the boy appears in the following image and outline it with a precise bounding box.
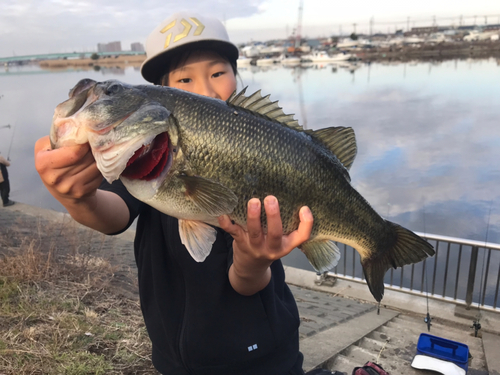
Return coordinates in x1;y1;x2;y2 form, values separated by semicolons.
35;12;328;375
0;152;14;207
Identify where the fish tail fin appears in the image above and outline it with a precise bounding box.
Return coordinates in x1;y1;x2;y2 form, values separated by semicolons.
300;239;342;273
361;221;435;302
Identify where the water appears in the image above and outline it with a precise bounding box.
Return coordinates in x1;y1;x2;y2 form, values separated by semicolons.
1;58;500;258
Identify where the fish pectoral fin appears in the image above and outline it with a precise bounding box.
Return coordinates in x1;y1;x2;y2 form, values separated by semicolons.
299;240;341;273
177;174;238;216
178;219;217;262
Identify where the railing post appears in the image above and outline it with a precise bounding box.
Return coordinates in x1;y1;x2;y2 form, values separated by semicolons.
465;246;479;309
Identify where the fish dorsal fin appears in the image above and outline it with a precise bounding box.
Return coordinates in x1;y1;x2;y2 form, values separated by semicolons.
228;89;357;170
306;127;357;171
228;87;303;131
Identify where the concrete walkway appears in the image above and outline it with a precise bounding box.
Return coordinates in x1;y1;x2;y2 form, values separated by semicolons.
2;202;500;373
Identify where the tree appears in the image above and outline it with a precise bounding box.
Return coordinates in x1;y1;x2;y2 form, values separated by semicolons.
350;33;358;41
90;53;100;60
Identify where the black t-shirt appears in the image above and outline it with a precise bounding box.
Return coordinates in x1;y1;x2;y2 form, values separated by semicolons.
100;180;304;375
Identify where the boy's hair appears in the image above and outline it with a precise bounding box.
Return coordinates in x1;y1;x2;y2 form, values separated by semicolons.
158;48;238;86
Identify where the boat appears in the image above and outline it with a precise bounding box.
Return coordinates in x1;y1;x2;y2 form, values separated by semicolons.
301;51;353;63
278;54;301;66
236;56;252;67
255;56;280;66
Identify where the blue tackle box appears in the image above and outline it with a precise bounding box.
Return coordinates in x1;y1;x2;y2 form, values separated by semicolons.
414;333;469;374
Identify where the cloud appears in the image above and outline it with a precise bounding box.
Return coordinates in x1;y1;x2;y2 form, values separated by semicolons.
0;0;266;56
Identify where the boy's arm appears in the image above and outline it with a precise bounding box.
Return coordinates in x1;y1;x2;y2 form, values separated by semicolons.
35;136;129;234
0;155;9;166
219;196;313;296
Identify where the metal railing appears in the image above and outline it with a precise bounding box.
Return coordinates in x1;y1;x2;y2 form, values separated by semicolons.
330;232;500;312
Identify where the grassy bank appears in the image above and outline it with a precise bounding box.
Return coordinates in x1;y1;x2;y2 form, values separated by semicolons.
0;220;156;374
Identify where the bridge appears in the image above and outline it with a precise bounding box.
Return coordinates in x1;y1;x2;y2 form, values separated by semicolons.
0;51;145;64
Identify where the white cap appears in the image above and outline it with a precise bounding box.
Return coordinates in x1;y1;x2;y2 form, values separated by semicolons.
411;355;466;375
141;12;239;84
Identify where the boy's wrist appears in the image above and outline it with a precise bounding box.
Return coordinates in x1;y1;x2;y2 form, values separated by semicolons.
229;262;272;296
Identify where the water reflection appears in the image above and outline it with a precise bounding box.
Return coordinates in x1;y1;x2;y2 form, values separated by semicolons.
1;59;499;248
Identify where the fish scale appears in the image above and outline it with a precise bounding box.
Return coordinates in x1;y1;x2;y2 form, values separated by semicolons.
50;78;435;302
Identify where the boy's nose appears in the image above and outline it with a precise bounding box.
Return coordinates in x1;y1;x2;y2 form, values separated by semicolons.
198;81;220;99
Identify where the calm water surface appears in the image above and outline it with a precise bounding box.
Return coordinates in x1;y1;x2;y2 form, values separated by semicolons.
1;59;499;259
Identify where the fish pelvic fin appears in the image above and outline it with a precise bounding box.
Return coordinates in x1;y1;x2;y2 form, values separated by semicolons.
299;239;341;273
361;221;435;302
178;219;217;262
177;174;238;216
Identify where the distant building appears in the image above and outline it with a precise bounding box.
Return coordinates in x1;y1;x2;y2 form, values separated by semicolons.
131;42;145;52
97;41;122;53
410;26;439;35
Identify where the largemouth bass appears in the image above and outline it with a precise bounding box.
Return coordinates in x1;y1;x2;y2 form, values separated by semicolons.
50;78;435;302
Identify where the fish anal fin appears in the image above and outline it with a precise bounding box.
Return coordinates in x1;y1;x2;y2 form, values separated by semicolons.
178;219;217;262
177;174;238;216
300;239;341;273
306;127;357;171
361;220;435;302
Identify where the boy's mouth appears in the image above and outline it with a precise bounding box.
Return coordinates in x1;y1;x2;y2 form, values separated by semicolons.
122;132;170;180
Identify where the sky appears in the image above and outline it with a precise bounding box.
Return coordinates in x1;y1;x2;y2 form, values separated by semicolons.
0;0;499;57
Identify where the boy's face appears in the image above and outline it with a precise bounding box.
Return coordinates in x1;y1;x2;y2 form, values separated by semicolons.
168;51;237;101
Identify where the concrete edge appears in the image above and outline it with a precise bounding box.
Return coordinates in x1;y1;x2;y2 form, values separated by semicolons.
300;307;399;371
7;202;137;242
482;332;500;374
284;266;500;335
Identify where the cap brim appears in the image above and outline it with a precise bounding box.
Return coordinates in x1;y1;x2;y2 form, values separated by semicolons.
141;40;239;84
411;355;466;375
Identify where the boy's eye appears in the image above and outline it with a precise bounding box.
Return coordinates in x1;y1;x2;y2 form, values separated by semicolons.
212;71;224;78
178;78;191;83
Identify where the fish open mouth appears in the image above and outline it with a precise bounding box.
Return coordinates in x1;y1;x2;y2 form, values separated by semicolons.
122;132;170;180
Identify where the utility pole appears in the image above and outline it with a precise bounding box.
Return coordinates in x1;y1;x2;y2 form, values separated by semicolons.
484;16;487;25
474;15;477;25
432;15;437;27
352;23;357;34
407;16;410;32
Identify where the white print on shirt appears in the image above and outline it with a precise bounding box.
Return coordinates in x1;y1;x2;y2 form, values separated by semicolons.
247;344;258;352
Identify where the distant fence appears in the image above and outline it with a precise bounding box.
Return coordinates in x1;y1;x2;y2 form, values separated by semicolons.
330;233;500;312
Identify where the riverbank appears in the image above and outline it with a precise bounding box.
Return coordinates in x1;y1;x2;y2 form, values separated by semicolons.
35;41;500;71
38;54;145;69
1;202;499;373
356;40;500;62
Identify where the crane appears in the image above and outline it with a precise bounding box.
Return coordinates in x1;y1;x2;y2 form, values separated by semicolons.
295;0;303;49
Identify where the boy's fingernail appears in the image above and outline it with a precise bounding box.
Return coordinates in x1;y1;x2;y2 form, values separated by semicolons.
301;206;313;219
249;199;260;210
265;196;277;207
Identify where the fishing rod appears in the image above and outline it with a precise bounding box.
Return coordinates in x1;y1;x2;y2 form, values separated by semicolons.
422;199;432;332
6;125;15;161
472;203;493;337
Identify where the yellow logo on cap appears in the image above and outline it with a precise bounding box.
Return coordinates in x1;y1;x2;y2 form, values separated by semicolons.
160;17;205;49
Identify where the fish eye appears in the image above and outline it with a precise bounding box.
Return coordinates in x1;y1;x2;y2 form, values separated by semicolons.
106;83;123;95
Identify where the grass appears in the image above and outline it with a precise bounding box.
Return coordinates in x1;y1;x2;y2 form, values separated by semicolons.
0;216;157;374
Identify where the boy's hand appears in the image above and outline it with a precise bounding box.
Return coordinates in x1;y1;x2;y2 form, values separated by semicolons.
34;135;130;234
34;136;102;204
219;196;313;295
